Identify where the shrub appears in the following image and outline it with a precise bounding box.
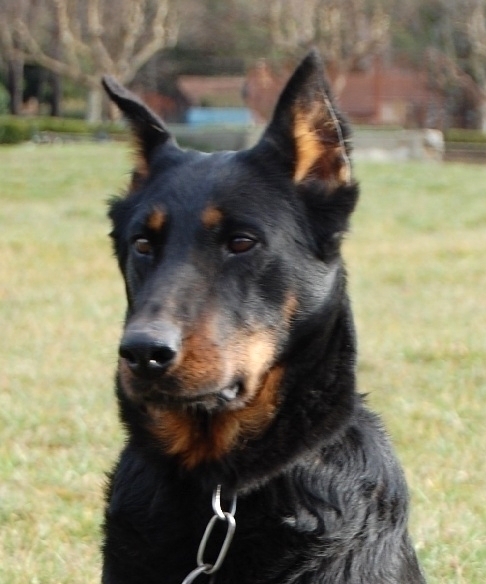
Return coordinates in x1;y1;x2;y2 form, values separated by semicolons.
0;117;32;144
444;128;486;144
0;84;10;115
0;115;128;144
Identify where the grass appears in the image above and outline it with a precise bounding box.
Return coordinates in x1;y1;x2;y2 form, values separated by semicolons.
0;143;485;583
346;162;486;583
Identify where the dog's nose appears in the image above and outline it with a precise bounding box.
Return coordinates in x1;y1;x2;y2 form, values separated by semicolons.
119;325;180;377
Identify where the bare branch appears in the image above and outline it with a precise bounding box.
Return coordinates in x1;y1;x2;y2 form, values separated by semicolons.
117;0;146;72
267;0;320;49
467;1;486;58
0;16;15;55
52;0;83;68
427;47;485;100
14;19;96;86
119;0;180;83
86;0;114;72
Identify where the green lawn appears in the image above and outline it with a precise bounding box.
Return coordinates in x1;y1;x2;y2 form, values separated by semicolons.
1;143;485;583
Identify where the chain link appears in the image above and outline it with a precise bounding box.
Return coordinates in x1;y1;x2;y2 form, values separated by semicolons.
212;484;237;519
181;485;237;584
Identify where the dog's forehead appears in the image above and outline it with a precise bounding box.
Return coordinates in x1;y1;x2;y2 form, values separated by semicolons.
151;148;235;194
146;147;283;217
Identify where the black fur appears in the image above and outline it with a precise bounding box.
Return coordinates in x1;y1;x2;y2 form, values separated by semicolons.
100;52;426;583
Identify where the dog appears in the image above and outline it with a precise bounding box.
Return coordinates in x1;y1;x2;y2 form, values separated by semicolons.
100;51;426;583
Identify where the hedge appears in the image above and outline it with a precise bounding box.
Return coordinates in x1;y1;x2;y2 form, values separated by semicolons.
0;115;127;144
444;128;486;144
3;116;486;149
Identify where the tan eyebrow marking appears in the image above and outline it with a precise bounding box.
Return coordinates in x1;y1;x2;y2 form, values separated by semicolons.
201;206;224;229
146;207;166;232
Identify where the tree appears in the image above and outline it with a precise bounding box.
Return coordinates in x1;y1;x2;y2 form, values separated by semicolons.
456;0;486;128
265;0;390;95
392;0;486;129
0;0;28;114
0;0;182;122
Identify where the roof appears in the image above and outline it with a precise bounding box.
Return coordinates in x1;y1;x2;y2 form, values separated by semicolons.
177;76;246;107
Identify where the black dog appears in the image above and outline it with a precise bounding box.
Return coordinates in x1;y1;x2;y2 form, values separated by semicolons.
101;52;426;583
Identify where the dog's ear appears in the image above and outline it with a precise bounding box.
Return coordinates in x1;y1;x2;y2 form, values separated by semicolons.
102;76;172;180
260;50;351;187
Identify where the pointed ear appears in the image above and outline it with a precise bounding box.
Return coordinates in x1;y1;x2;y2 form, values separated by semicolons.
102;76;172;180
261;51;352;187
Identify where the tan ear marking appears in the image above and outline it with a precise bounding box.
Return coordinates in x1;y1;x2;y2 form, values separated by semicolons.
292;101;351;186
134;133;151;175
126;137;150;193
293;109;325;183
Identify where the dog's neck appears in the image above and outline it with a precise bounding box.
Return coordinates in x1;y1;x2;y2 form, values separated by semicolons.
189;293;358;494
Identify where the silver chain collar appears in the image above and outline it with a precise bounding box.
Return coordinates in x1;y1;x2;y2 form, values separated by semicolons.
181;485;237;584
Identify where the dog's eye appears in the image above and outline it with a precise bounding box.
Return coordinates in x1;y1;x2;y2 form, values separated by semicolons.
133;237;153;256
227;235;257;254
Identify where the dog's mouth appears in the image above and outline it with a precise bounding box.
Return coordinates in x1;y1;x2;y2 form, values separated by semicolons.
118;358;250;412
140;380;246;412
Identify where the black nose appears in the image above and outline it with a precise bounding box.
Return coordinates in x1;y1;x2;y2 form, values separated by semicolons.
119;325;180;378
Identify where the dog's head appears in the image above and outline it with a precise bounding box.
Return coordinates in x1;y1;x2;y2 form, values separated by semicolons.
104;52;358;469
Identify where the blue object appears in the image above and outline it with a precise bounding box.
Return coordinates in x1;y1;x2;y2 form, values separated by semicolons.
186;107;252;126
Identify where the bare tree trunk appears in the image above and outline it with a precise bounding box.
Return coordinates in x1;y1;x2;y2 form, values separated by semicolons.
332;72;348;98
49;7;62;117
86;85;103;123
481;100;486;132
7;57;24;115
50;72;62;116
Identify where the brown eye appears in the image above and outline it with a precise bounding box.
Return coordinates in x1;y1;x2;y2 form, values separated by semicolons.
227;235;256;254
133;238;153;255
